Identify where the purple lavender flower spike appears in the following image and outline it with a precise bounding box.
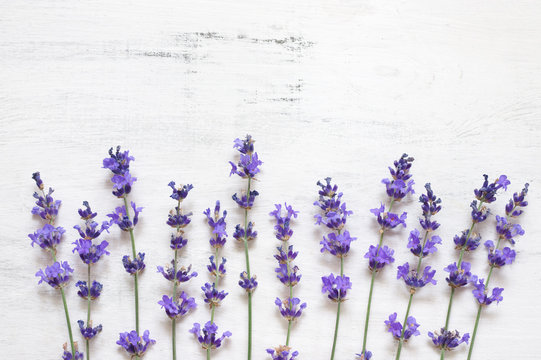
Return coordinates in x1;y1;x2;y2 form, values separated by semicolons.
157;262;197;283
453;229;482;251
428;329;469;350
474;174;509;203
29;224;66;251
270;203;299;241
364;245;395;271
158;293;197;319
495;215;525;245
207;256;227;278
204;201;228;247
116;330;155;357
170;233;188;250
229;135;262;179
370;204;407;230
444;262;473;288
274;245;298;264
107;202;143;231
484;240;516;267
75;280;103;300
266;346;299;360
397;262;437;288
31;173;62;221
471;278;504;306
381;154;415;201
407;229;441;257
321;273;351;302
78;320;103;340
385;313;420;341
168;181;194;201
202;283;228;307
36;261;73;289
190;321;232;350
275;264;302;287
167;209;193;228
122;253;146;275
470;200;489;223
72;239;110;264
103;146;137;198
32;171;44;189
320;230;356;257
233;222;257;241
355;351;372;360
61;344;84;360
232;190;259;209
239;271;258;292
506;183;529;217
314;178;353;231
275;297;307;321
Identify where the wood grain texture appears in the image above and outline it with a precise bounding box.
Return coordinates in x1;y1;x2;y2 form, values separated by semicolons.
1;1;540;359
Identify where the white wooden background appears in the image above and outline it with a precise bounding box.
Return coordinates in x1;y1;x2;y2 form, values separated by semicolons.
1;1;540;359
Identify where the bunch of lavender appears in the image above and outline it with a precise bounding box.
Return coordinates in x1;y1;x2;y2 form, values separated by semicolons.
267;203;304;358
358;154;414;360
466;184;528;360
29;172;81;359
157;181;197;360
103;146;155;359
432;174;509;359
190;201;232;359
387;184;442;359
229;134;262;360
314;178;355;360
73;201;110;360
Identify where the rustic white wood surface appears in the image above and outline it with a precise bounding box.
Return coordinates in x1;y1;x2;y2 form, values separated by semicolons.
1;1;540;359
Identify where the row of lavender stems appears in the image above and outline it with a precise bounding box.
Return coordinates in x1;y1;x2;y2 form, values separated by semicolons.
29;137;529;360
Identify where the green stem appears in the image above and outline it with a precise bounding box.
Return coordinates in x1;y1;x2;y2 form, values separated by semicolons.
330;257;345;360
243;177;253;360
123;196;140;360
60;287;76;356
284;238;294;346
86;263;91;360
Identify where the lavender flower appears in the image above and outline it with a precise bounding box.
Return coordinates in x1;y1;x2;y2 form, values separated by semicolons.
170;233;188;250
204;201;228;247
495;215;525;245
201;283;228;307
157;263;197;283
471;278;504;306
381;154;415;201
276;264;302;287
107;202;142;231
78;320;103;340
158;293;197;319
270;203;299;241
321;274;351;302
407;229;441;257
355;351;372;360
385;313;420;340
75;280;103;300
397;263;437;288
168;181;193;201
232;191;259;209
364;245;395;271
474;174;510;203
453;229;482;251
103;146;137;198
274;245;298;264
239;271;258;292
122;253;146;275
266;346;299;360
233;222;257;242
275;297;307;321
505;183;529;217
167;209;193;228
29;224;66;251
61;344;84;360
72;239;110;264
229;135;262;179
428;329;469;350
484;240;516;267
314;178;353;231
470;201;489;223
190;322;232;350
116;330;155;357
36;261;73;289
370;204;407;230
31;172;62;221
320;231;356;257
444;262;473;288
207;256;227;278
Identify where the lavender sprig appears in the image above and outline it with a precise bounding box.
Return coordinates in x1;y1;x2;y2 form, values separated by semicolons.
314;178;355;360
104;146;153;359
391;184;442;359
72;201;110;360
359;154;414;358
229;135;262;360
191;201;231;359
268;203;304;357
30;172;77;358
158;181;197;360
466;184;528;360
435;174;509;360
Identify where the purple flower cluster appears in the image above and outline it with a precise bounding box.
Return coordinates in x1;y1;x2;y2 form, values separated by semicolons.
103;146;136;198
385;313;420;341
471;278;504;306
382;154;415;201
31;172;62;222
266;346;299;360
230;135;261;296
36;261;74;289
192;200;231;354
158;181;197;324
275;297;307;321
116;330;155;357
190;322;232;350
453;229;482;251
29;224;66;252
321;274;351;302
355;351;372;360
72;202;110;345
428;329;469;350
108;202;142;232
61;344;84;360
314;177;353;231
474;174;510;203
444;262;473;288
397;262;436;289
